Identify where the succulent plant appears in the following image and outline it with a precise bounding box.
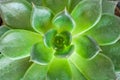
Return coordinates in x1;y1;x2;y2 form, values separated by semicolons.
0;0;120;80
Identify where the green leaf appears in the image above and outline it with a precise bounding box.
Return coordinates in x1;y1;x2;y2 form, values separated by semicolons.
0;25;9;37
0;0;33;30
70;53;116;80
73;35;101;59
30;42;54;65
101;40;120;71
47;58;72;80
0;30;42;60
26;0;43;6
22;63;48;80
71;0;102;36
31;5;53;34
86;14;120;45
52;9;75;32
0;54;32;80
69;0;82;12
116;72;120;80
44;0;70;13
55;45;74;58
69;61;87;80
44;29;57;47
102;0;117;14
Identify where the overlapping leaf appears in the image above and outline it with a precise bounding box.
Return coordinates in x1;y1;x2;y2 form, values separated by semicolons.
70;53;116;80
31;5;53;34
52;9;75;32
101;40;120;71
44;0;70;13
86;14;120;45
0;25;9;37
0;54;32;80
73;35;101;59
30;42;53;65
47;58;72;80
22;63;48;80
0;30;42;60
71;0;102;35
0;0;33;30
102;0;117;14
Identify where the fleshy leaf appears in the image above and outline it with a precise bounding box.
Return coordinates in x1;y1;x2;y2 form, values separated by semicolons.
0;54;32;80
22;63;48;80
70;53;116;80
69;0;82;12
44;29;57;47
52;9;75;32
69;61;87;80
0;25;9;37
102;0;117;14
86;14;120;45
26;0;43;6
71;0;102;35
101;40;120;71
30;42;53;65
44;0;70;13
116;72;120;80
73;35;101;59
31;5;53;34
0;30;42;60
0;0;33;30
54;45;74;58
47;58;72;80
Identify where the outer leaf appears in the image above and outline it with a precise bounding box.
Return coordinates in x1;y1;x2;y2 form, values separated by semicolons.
116;72;120;80
26;0;43;6
70;53;116;80
52;9;75;32
44;0;70;13
47;58;72;80
86;14;120;45
30;42;53;65
101;40;120;71
31;5;53;34
69;0;82;12
22;63;48;80
102;0;117;14
0;30;42;60
69;61;87;80
0;25;9;37
0;0;33;30
73;35;101;59
0;54;32;80
71;0;102;36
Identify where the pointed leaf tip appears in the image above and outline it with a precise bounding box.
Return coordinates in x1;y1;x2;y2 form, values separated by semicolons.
53;9;75;32
31;5;53;34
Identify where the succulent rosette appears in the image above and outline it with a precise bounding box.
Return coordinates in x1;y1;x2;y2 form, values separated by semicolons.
0;0;120;80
